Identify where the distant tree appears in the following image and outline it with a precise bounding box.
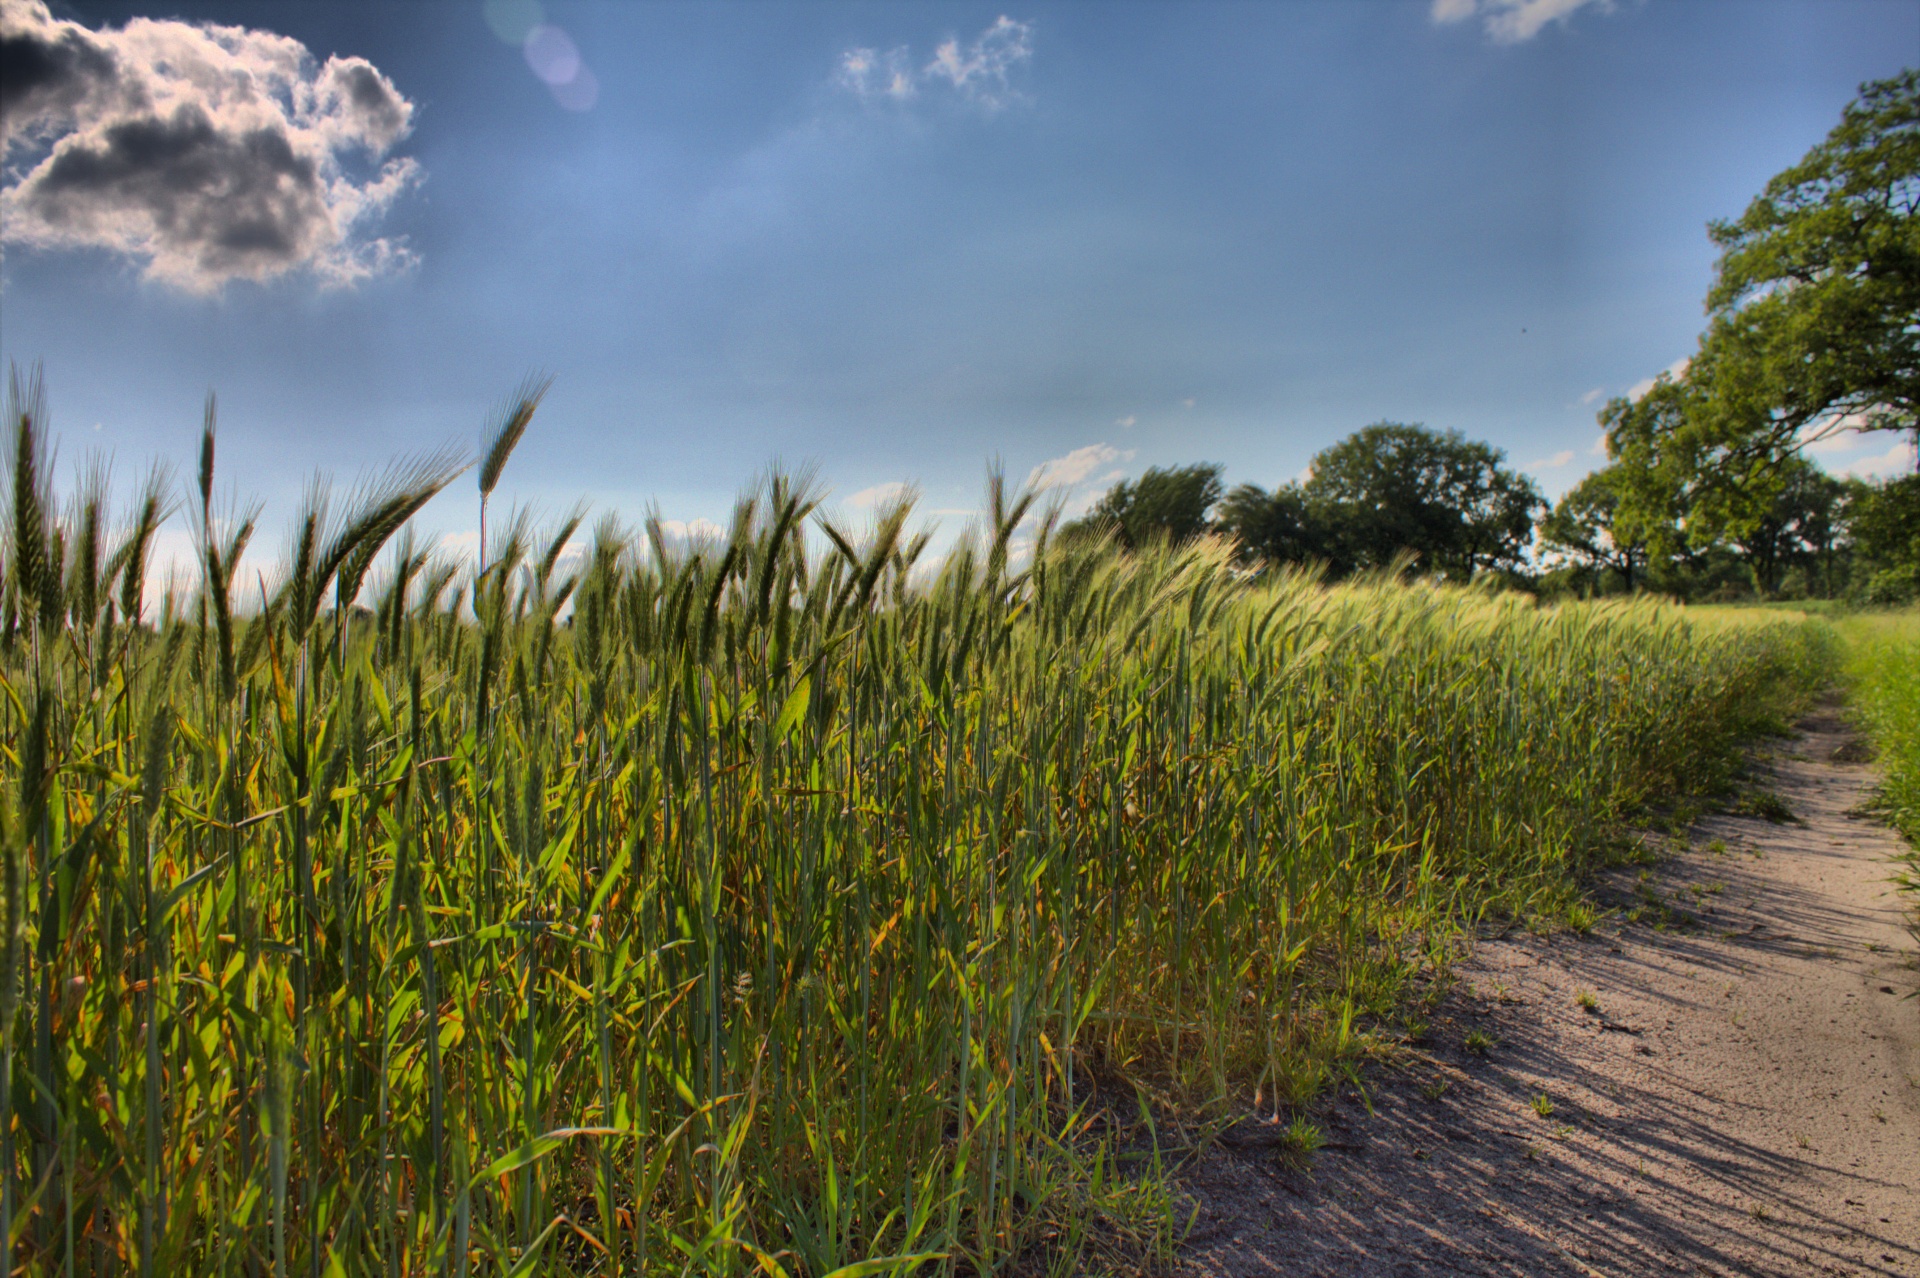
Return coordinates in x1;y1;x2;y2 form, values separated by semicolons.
1300;423;1544;577
1538;466;1648;591
1846;471;1920;602
1214;482;1325;567
1063;463;1224;550
1727;457;1846;597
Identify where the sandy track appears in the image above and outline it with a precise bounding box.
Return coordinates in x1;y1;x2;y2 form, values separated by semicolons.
1176;706;1920;1277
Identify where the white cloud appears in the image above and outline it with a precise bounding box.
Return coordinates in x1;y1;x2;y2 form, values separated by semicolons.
1115;415;1136;428
1591;431;1610;456
1832;439;1917;480
658;517;725;541
1812;427;1920;483
1627;356;1691;403
0;0;420;293
1025;442;1135;493
1431;0;1615;43
1528;449;1577;470
1579;387;1605;406
925;16;1033;108
844;480;912;509
836;16;1033;112
837;46;916;103
1801;429;1863;456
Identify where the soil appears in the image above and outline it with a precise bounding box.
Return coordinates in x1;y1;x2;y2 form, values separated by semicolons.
1175;705;1920;1277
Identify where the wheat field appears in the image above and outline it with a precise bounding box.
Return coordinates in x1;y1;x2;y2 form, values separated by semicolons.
0;379;1831;1276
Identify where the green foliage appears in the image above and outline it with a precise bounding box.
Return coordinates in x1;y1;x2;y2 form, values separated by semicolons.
1702;68;1920;448
1843;612;1920;845
0;379;1834;1275
1298;422;1543;578
1839;612;1920;955
1538;466;1646;592
1600;70;1919;600
1847;473;1920;603
1061;462;1223;550
1214;481;1317;567
1218;423;1543;582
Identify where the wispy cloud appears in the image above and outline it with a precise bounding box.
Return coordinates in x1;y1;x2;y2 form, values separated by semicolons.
836;47;917;104
1627;356;1690;402
0;0;419;292
1528;449;1577;470
1579;387;1606;406
837;16;1033;112
1431;0;1616;44
1591;431;1610;457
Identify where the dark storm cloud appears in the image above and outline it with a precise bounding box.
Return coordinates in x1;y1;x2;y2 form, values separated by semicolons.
0;0;419;292
0;16;120;128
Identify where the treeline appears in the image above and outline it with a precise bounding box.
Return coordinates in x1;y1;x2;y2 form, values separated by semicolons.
1058;421;1545;584
1087;68;1919;605
1064;420;1914;604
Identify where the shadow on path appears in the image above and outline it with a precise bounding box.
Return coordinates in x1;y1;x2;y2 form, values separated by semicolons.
1177;705;1920;1278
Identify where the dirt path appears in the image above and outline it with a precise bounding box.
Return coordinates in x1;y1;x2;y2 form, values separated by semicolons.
1176;705;1920;1277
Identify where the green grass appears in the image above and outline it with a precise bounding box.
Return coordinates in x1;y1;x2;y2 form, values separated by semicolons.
1837;609;1920;939
0;397;1836;1274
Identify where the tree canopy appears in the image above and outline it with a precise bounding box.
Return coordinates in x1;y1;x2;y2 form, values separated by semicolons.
1697;68;1920;450
1537;465;1647;590
1060;463;1224;550
1596;70;1920;597
1299;423;1543;577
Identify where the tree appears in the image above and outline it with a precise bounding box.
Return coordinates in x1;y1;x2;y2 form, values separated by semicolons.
1063;463;1223;550
1598;72;1918;595
1725;457;1846;596
1214;482;1325;567
1299;423;1544;577
1693;69;1920;455
1538;465;1648;591
1847;471;1920;602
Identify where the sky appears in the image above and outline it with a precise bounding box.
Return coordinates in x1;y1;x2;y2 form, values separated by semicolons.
2;0;1917;569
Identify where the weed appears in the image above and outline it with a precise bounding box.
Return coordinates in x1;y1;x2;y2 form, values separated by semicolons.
1277;1118;1327;1165
1464;1030;1496;1057
1575;989;1601;1015
1530;1093;1555;1119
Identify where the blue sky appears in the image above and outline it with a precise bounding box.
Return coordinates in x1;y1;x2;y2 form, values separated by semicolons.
2;0;1916;565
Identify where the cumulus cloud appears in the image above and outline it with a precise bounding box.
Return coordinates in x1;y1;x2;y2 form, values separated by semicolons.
0;0;420;292
1833;438;1918;480
658;517;725;542
1431;0;1614;43
844;480;913;509
1026;442;1134;492
837;16;1033;111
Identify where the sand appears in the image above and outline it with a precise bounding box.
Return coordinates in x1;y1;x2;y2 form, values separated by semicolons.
1176;704;1920;1277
